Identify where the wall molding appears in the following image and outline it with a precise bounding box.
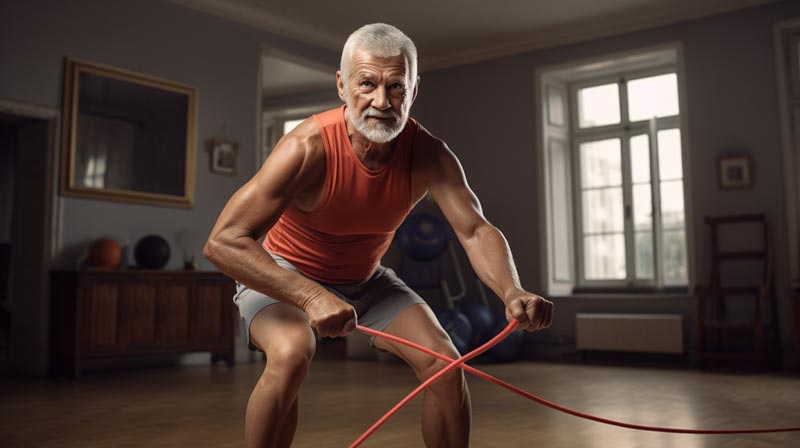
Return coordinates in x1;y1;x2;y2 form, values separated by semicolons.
169;0;778;72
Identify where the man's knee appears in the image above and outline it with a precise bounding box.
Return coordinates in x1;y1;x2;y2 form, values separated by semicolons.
415;345;465;389
270;340;315;372
259;326;316;381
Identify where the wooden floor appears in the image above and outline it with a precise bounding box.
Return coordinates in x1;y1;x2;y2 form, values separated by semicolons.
1;354;799;447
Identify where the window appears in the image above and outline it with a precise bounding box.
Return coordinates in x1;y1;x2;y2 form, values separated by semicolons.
283;118;304;135
538;46;689;293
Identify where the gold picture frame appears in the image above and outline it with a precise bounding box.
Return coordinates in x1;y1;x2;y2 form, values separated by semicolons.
61;57;197;207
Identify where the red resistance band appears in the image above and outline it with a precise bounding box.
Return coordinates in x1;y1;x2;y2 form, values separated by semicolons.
350;320;800;447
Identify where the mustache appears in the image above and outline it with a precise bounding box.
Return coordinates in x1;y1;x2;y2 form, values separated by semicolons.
362;108;399;120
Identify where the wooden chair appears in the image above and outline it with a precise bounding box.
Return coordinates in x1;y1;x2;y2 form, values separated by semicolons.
695;214;781;369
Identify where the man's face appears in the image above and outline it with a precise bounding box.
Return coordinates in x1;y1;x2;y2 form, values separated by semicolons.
337;48;416;144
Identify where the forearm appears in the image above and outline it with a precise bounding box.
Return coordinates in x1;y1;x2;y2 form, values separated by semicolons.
204;232;328;310
460;223;524;304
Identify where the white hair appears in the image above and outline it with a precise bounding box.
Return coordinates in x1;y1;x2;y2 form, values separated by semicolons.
340;23;418;87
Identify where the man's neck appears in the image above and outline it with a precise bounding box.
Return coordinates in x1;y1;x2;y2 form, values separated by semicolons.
344;110;396;168
350;131;395;167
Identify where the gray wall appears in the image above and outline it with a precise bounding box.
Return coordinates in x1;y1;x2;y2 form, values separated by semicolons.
0;0;339;270
411;1;800;361
2;0;798;364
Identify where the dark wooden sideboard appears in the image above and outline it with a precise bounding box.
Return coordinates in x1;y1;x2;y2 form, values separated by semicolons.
50;270;237;376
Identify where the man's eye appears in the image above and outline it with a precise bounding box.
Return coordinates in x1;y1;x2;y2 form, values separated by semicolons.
390;83;404;90
360;81;374;87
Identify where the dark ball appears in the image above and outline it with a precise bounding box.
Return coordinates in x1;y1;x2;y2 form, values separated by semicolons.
459;303;495;348
134;235;171;269
397;213;449;261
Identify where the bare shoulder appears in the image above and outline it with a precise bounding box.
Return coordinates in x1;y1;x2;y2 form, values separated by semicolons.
256;116;325;194
412;121;463;183
263;117;324;172
409;121;466;202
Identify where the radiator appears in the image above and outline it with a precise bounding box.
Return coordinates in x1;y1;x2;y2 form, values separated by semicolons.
575;313;684;354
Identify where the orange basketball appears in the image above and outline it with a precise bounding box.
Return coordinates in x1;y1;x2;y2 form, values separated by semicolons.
86;238;122;270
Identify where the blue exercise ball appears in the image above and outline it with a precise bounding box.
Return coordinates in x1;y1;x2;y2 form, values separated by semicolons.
458;303;495;349
437;309;473;355
134;235;171;269
397;213;449;261
488;319;524;362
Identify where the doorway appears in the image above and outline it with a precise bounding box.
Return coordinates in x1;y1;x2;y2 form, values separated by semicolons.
0;100;59;375
259;46;340;163
775;19;800;369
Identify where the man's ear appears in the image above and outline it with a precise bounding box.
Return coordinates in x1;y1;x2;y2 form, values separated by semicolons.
336;71;346;102
412;76;421;102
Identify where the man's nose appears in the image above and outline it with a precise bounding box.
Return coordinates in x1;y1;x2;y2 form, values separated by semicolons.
371;86;390;110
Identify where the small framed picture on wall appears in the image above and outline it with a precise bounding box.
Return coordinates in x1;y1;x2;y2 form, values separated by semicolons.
718;156;751;189
210;139;238;175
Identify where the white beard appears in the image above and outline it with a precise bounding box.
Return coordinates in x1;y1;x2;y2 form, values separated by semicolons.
347;98;412;144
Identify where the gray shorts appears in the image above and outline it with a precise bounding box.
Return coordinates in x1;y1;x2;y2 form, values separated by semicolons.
233;251;427;351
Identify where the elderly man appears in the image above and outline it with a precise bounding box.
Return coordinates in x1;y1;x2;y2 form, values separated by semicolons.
205;23;553;448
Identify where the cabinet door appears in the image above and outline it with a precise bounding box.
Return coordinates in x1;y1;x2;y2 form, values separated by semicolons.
195;281;231;345
159;282;192;347
120;282;158;349
79;281;122;355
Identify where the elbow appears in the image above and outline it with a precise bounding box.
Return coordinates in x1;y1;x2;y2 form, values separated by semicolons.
462;220;495;244
203;237;220;265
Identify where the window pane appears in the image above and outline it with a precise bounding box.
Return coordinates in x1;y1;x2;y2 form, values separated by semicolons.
627;73;679;121
283;119;304;134
580;139;622;188
584;234;626;280
635;231;654;279
661;180;685;228
633;184;652;231
582;188;624;234
658;129;682;180
633;183;653;279
663;229;687;285
578;83;620;128
547;86;565;126
630;134;650;183
549;139;571;282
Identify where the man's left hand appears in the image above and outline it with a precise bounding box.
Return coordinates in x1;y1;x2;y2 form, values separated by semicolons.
504;291;553;332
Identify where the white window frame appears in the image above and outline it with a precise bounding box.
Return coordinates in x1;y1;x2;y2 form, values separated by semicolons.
773;19;800;288
536;43;695;296
571;67;683;289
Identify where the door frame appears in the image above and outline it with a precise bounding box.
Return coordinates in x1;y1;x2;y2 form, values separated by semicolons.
0;97;61;375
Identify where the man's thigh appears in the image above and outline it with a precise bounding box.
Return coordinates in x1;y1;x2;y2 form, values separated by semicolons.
328;266;427;348
248;302;314;355
372;303;460;369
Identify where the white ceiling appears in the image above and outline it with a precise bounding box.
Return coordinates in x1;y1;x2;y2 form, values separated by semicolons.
260;55;333;96
171;0;779;94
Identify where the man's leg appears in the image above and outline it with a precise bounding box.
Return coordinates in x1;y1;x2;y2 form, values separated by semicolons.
246;303;316;448
373;303;471;447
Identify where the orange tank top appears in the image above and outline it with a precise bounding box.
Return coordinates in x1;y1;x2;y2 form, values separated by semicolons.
264;105;417;283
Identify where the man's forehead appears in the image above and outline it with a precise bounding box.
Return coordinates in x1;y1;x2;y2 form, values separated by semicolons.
348;48;409;73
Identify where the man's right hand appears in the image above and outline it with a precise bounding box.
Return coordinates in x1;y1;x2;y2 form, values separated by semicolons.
303;294;357;338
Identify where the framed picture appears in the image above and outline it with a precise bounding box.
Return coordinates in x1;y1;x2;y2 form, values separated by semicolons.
718;156;751;189
210;139;238;175
61;58;197;207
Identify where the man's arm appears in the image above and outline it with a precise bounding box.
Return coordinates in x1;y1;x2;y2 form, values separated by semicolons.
203;123;356;338
426;138;553;331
